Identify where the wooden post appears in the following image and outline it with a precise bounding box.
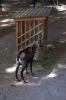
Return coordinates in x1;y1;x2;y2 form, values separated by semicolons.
43;17;48;58
16;21;19;52
39;17;48;64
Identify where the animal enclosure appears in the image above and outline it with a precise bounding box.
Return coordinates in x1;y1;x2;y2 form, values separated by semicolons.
14;7;52;52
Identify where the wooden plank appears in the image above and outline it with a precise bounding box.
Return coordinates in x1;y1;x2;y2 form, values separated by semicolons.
18;30;42;46
18;22;42;39
26;21;30;40
22;21;25;34
16;21;19;51
38;20;40;40
24;20;26;48
21;21;22;49
33;20;35;35
18;22;21;37
38;17;48;63
43;17;48;57
18;42;37;52
42;19;44;41
15;17;46;22
28;20;31;44
34;20;38;41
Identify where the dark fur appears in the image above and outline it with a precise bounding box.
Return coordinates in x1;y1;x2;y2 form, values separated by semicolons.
16;44;37;82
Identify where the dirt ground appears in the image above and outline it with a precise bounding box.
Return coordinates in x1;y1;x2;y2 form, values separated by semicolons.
0;3;66;100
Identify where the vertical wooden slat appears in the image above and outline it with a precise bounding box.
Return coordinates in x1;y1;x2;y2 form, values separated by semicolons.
21;21;26;50
16;21;19;52
45;17;48;37
21;21;22;36
26;20;30;46
38;20;40;40
29;20;31;45
34;20;38;42
21;21;22;49
39;19;44;63
34;20;37;41
41;19;44;41
24;20;26;48
33;20;35;38
26;21;29;40
31;20;33;36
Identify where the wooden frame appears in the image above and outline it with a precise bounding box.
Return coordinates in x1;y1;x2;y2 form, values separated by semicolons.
16;17;48;52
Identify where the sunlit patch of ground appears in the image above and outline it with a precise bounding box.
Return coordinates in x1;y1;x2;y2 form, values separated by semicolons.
56;4;66;11
0;18;14;28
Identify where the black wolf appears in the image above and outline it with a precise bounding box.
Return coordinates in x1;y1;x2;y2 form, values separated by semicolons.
16;44;37;83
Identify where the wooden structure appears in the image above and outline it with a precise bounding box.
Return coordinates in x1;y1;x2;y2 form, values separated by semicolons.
14;7;52;52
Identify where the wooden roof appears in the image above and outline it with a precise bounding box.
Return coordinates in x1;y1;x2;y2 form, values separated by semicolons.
14;7;52;19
